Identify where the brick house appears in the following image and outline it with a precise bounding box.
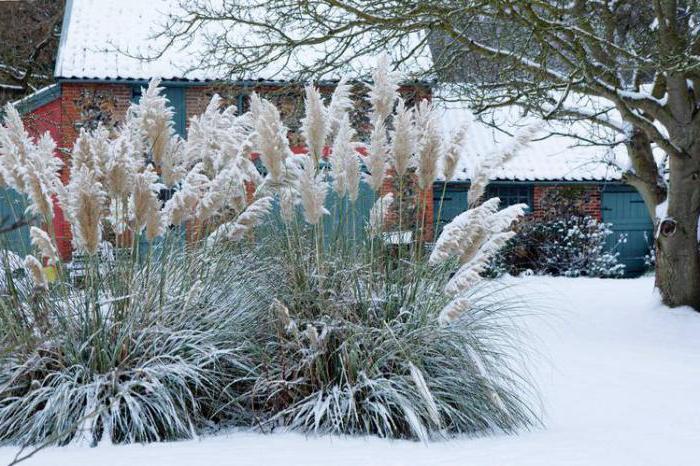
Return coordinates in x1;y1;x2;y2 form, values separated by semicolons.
8;0;653;274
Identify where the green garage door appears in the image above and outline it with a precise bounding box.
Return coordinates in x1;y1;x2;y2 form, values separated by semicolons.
433;184;468;236
602;185;654;276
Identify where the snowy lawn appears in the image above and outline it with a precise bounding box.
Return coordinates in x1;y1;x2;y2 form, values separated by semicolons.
2;276;699;466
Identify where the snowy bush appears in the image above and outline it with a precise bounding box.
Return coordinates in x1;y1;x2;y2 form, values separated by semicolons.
0;57;539;445
490;215;625;278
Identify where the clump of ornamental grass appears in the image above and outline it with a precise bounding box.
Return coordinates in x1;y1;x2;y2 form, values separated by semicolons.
236;54;541;440
0;56;541;445
247;233;538;440
0;80;275;447
0;241;268;447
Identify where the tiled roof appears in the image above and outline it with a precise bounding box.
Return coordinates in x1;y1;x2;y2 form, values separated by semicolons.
55;0;432;82
436;103;627;182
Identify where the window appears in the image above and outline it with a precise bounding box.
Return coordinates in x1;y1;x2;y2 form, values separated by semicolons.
485;184;533;211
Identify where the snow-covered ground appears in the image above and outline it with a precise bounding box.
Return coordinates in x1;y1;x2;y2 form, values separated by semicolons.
2;276;699;466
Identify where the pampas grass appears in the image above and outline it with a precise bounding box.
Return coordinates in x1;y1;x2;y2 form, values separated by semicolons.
0;245;269;446
0;57;540;448
443;123;468;182
364;121;389;192
390;99;415;178
22;255;47;290
29;227;59;265
415;100;442;190
246;233;538;441
297;155;329;225
468;125;539;207
368;54;399;125
367;193;394;237
64;166;105;255
209;196;274;243
301;85;329;165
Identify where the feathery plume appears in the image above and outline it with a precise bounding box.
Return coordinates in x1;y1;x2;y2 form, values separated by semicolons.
208;196;273;243
65;166;105;255
23;133;62;220
160;135;187;188
301;85;329;165
71;128;96;174
253;95;292;186
327;77;353;137
363;121;388;192
438;296;470;326
23;255;47;290
468;124;539;207
329;114;357;198
428;198;501;266
443;123;468;182
104;134;138;198
368;54;399;125
279;187;297;225
30;226;59;265
297;155;329;225
196;166;246;222
89;124;110;178
415;100;442;190
367;192;394;237
132;78;175;168
390;99;415;178
163;164;209;226
0;103;32;192
130;165;165;240
444;231;516;295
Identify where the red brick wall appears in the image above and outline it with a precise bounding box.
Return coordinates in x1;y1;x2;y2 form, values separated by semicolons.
532;184;602;221
60;83;133;145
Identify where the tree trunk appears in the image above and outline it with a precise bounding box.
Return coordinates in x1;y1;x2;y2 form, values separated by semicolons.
655;143;700;310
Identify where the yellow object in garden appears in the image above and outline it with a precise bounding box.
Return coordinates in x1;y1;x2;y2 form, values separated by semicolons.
43;265;58;283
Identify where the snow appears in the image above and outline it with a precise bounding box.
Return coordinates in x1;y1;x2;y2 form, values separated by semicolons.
55;0;432;81
2;276;699;466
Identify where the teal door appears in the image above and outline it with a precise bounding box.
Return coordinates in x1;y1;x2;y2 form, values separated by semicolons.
323;180;375;242
602;186;653;276
433;184;468;236
0;189;31;257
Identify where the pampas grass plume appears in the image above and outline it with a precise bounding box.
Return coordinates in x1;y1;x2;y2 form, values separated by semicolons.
30;227;59;265
23;254;47;290
390;99;415;178
298;155;329;225
301;85;329;165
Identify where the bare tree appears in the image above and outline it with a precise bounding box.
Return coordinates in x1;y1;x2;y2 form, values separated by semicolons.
158;0;700;310
0;0;64;105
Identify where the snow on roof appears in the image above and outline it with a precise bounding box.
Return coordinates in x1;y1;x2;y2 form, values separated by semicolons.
55;0;433;82
436;100;627;182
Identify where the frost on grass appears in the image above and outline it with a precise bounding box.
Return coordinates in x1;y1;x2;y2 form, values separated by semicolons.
0;57;539;446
